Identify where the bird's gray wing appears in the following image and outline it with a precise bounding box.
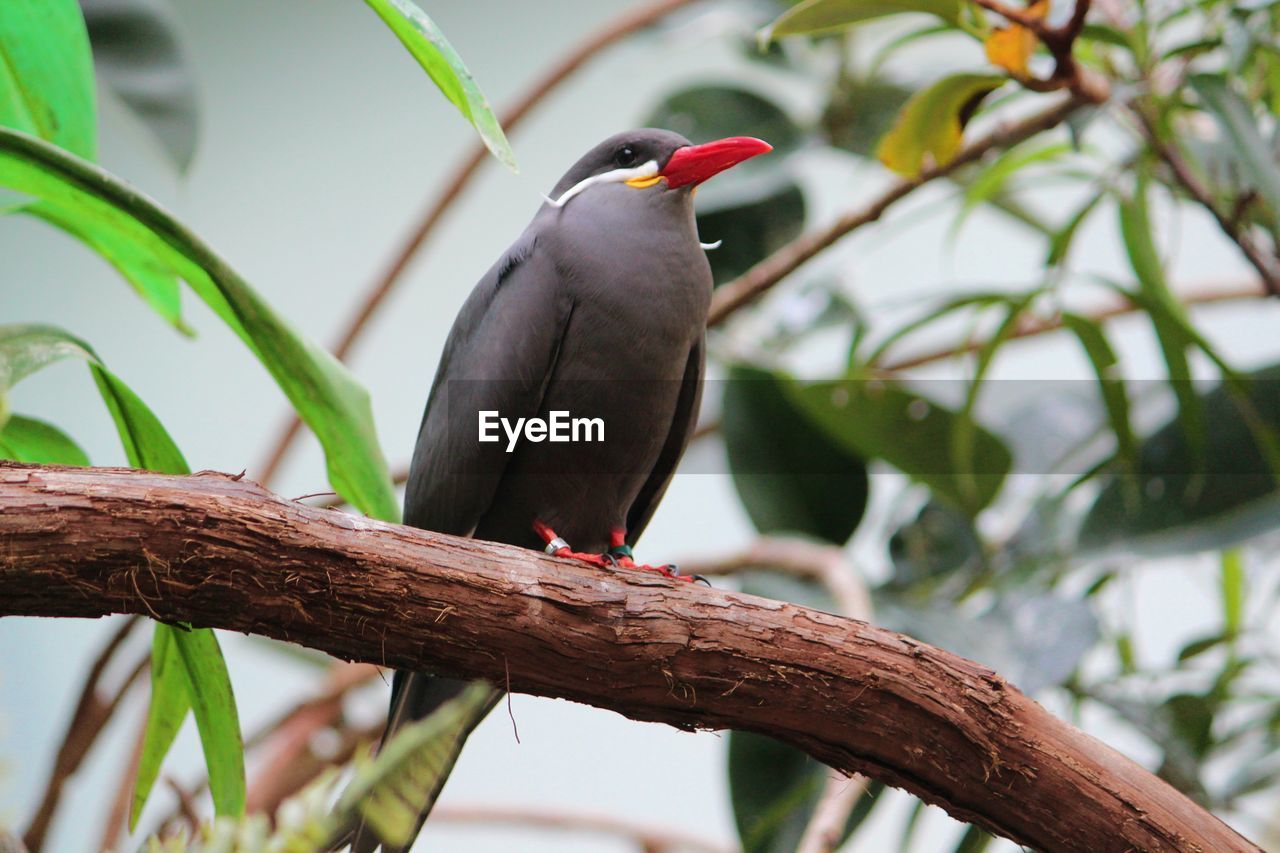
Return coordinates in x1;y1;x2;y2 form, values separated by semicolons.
625;334;705;544
403;231;573;534
350;233;569;853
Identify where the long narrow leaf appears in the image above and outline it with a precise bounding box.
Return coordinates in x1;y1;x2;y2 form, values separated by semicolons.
0;413;89;465
0;127;398;520
171;626;246;820
131;624;192;829
1190;74;1280;231
1060;312;1138;474
363;0;515;171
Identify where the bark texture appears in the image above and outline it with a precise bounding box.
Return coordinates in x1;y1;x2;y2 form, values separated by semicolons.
0;463;1258;852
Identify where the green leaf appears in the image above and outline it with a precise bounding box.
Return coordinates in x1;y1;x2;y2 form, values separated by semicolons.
697;183;806;286
0;323;188;473
1118;181;1204;468
765;0;962;41
877;74;1005;178
0;0;96;160
1047;190;1104;266
723;365;869;545
334;684;497;849
1221;549;1245;636
171;625;245;819
131;624;192;830
1190;74;1280;231
888;501;981;586
789;375;1011;514
25;201;192;336
952;141;1072;238
1080;364;1280;555
0;413;89;465
0;127;397;520
81;0;199;171
363;0;515;172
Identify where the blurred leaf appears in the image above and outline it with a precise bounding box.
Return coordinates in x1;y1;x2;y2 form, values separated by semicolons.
953;141;1071;237
1177;633;1228;662
1190;74;1280;231
80;0;199;171
646;84;804;160
723;365;868;545
0;413;89;465
729;731;823;852
889;501;981;586
790;376;1010;513
822;75;913;157
171;625;245;819
1060;312;1137;474
698;183;806;285
983;1;1046;76
0;127;398;520
131;624;192;829
1080;365;1280;555
1047;189;1103;265
765;0;962;40
333;684;495;849
878;589;1097;694
363;0;514;171
26;201;191;335
1161;693;1215;760
1221;549;1245;636
1118;180;1204;468
877;74;1004;177
0;0;96;159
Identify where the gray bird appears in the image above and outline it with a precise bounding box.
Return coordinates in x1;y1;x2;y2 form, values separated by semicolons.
352;128;770;852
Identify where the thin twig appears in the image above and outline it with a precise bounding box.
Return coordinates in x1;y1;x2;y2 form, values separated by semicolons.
255;0;703;486
1133;107;1280;296
99;709;149;852
22;615;143;852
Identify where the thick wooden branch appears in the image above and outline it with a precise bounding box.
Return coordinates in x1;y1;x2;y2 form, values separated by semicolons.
0;463;1257;852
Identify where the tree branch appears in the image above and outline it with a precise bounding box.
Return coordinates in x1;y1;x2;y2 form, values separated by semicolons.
0;463;1257;851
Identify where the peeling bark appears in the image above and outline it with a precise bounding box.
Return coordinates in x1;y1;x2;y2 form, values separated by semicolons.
0;463;1258;852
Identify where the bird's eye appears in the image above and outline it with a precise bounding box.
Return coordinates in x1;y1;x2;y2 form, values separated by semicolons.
615;145;639;168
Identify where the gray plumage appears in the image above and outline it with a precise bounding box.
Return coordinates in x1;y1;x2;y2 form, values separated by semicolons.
352;129;714;852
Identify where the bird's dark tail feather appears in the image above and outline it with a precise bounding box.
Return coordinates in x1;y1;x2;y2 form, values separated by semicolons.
344;672;499;852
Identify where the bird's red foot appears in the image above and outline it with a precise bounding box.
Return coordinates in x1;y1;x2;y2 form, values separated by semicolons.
533;521;610;568
607;530;708;585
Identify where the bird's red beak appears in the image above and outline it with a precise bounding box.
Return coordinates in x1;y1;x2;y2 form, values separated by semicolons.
659;137;773;189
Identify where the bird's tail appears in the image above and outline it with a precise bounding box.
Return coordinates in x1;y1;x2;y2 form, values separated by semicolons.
347;672;499;852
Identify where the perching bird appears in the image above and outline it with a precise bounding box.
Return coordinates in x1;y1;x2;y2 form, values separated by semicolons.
352;128;770;852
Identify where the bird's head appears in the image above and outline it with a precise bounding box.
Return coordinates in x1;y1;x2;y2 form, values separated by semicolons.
544;128;772;209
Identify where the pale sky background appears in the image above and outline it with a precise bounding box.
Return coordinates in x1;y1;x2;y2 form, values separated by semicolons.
3;0;1279;850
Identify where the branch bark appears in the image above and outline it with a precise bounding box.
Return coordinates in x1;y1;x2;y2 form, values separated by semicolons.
0;463;1257;852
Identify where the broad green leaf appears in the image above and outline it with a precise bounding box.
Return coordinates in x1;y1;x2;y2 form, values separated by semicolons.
171;625;245;820
0;413;89;465
889;501;981;586
131;624;192;829
765;0;962;41
0;0;96;160
877;74;1004;178
363;0;515;172
822;75;914;158
26;201;191;336
1080;364;1280;555
0;127;397;521
1190;74;1280;231
645;84;805;162
697;184;806;286
788;375;1011;513
723;365;868;545
81;0;199;171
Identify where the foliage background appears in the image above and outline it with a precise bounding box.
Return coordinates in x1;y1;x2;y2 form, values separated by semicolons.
2;0;1280;850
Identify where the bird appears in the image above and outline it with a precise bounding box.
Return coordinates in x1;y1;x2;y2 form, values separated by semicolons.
351;128;771;851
